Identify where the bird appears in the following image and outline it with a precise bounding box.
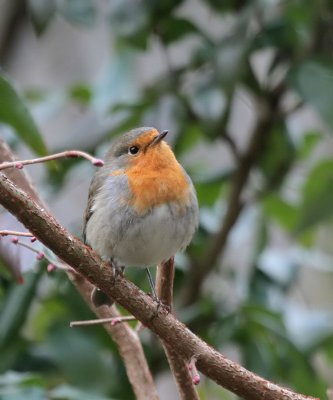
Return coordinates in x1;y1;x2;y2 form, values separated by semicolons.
83;127;199;307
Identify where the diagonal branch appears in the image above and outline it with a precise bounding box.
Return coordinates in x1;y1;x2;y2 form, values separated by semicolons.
0;173;318;400
0;140;158;400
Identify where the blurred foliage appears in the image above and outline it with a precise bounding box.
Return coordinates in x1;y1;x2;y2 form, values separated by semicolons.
1;0;333;399
0;74;47;157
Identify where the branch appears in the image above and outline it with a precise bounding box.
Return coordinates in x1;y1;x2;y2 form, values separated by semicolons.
70;316;137;327
0;150;104;171
0;141;158;400
156;259;200;399
0;173;318;400
0;230;34;237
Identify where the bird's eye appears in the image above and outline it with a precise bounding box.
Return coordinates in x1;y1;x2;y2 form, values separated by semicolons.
128;146;139;155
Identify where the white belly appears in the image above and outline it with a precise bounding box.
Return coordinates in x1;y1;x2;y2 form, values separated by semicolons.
113;203;194;267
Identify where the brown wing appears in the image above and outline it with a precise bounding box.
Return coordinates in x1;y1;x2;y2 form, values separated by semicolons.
82;166;108;244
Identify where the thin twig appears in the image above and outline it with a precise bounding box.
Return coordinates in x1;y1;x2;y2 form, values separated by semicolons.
10;238;75;273
0;230;33;237
0;150;104;171
12;239;44;256
70;316;137;327
188;357;200;386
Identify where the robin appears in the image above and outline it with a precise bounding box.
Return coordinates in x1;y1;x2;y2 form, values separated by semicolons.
83;127;199;307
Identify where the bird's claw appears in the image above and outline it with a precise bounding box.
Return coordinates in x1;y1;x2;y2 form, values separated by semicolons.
149;295;170;320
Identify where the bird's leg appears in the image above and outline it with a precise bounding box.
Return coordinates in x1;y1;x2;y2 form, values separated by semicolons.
90;259;124;308
145;267;158;299
146;268;167;319
112;259;125;279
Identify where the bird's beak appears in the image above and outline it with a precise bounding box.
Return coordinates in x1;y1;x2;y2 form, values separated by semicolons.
150;130;168;147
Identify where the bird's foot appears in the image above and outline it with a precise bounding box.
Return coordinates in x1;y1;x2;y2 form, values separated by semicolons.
149;294;170;321
110;260;124;285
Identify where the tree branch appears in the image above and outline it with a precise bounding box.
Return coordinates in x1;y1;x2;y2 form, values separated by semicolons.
0;140;158;400
156;259;200;399
0;173;318;400
0;150;104;170
0;230;34;237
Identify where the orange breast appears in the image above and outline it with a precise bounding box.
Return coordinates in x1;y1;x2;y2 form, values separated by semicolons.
126;142;191;214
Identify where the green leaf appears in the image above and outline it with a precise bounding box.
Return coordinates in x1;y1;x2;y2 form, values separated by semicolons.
0;371;44;387
258;123;294;187
215;36;250;92
195;171;231;206
205;0;249;12
289;59;333;130
38;326;112;391
50;385;113;400
0;270;43;349
0;386;46;400
295;159;333;233
108;1;149;49
58;0;96;27
263;195;298;231
173;124;203;156
157;17;199;44
0;73;47;156
147;0;184;15
297;131;322;160
28;0;56;35
69;83;92;105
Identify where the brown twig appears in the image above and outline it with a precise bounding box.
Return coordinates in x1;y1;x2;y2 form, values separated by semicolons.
156;258;200;399
0;230;33;237
156;258;175;310
0;150;104;171
70;316;137;327
0;173;318;400
9;238;75;273
188;357;200;386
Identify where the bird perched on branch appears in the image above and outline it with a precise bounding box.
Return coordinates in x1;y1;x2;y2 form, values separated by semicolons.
83;127;199;307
